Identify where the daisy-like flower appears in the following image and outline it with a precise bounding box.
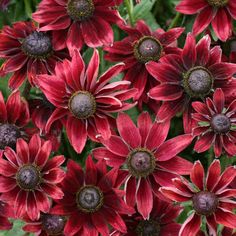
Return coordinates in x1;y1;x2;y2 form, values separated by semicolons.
0;90;30;152
104;20;184;104
146;33;236;133
23;212;66;236
192;88;236;157
51;156;134;236
111;197;182;236
160;160;236;236
0;21;68;89
176;0;236;41
0;134;65;221
93;112;193;219
32;0;123;56
37;49;136;153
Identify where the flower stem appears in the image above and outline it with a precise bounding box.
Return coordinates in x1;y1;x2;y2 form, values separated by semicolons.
22;80;32;100
124;0;135;27
168;12;182;30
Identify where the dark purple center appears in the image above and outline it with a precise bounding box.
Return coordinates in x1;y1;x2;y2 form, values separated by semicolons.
67;0;95;21
41;214;65;235
136;219;160;236
16;165;41;190
211;114;231;133
134;36;162;63
69;91;96;119
22;31;52;58
192;191;218;216
76;186;103;212
127;149;156;178
0;124;21;150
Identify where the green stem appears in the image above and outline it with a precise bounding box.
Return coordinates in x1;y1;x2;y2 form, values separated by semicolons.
168;12;182;30
22;80;31;100
124;0;134;27
98;47;105;73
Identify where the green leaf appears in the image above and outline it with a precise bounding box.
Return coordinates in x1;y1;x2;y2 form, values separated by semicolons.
133;0;156;22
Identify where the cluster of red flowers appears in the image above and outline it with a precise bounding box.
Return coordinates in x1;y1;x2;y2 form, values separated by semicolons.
0;0;236;235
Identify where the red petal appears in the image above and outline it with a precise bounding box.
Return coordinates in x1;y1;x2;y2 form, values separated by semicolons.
124;176;136;207
91;211;109;236
41;183;64;199
35;190;50;213
145;120;170;150
212;9;232;42
117;113;141;149
206;159;221;191
27;192;39;221
196;35;211;66
182;33;196;70
86;49;99;90
215;208;236;229
35;140;51;168
43;155;65;172
155;134;193;161
94;116;111;140
137;112;152;145
160;187;191;202
194;132;214;153
101;135;129;157
0;176;16;192
179;213;201;236
136;178;153;219
0;92;7;123
64;212;83;236
66;117;87;154
176;0;207;14
192;6;214;36
0;158;16;177
190;160;204;190
85;155;97;185
15;190;27;218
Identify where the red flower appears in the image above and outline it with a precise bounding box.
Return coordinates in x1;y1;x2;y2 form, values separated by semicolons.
104;20;184;105
160;160;236;236
23;212;66;236
0;21;68;89
0;134;65;220
32;0;123;56
192;88;236;157
51;156;134;236
0;90;30;152
146;33;236;133
111;197;182;236
93;112;193;219
176;0;236;41
37;49;137;153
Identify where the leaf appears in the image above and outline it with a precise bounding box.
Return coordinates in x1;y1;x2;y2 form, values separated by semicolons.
133;0;156;21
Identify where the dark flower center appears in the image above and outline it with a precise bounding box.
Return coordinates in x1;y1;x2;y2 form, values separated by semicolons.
69;91;96;119
127;148;156;178
192;191;218;216
136;219;160;236
16;165;41;190
134;36;163;63
0;124;21;150
207;0;228;7
67;0;95;21
76;185;104;213
41;214;66;235
21;31;53;59
183;66;213;98
211;114;231;133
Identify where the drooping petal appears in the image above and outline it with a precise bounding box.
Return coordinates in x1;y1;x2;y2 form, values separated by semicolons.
179;213;201;236
190;160;204;190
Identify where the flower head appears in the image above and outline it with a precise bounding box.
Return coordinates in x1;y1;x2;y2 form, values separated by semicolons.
176;0;236;41
160;160;236;236
32;0;123;55
0;21;68;89
146;34;236;133
0;134;65;220
192;88;236;157
104;20;184;105
93;112;193;219
111;197;182;236
37;49;137;153
51;156;134;236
